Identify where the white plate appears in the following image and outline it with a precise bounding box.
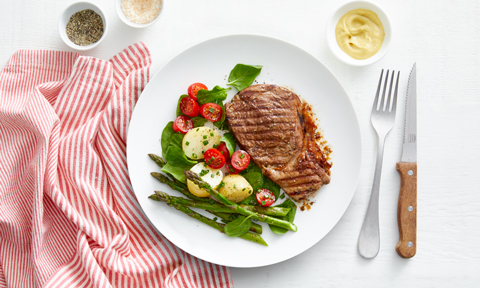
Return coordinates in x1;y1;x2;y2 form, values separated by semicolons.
127;35;361;268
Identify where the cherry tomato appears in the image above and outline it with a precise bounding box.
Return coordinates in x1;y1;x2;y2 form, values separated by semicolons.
231;150;250;171
225;163;241;174
200;103;223;122
204;148;226;169
180;96;200;117
256;189;275;207
172;115;194;134
217;142;231;162
188;83;208;101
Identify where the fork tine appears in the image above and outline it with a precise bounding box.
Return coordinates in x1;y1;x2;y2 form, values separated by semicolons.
385;70;395;111
379;70;389;111
391;71;400;112
373;69;384;111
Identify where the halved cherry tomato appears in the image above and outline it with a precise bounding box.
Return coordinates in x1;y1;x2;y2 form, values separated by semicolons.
180;96;200;117
188;83;208;101
204;148;225;169
231;150;250;171
217;142;230;162
256;189;275;207
200;103;223;122
172;115;193;134
225;163;241;174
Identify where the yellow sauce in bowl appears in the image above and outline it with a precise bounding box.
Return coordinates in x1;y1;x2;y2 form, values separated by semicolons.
335;9;385;60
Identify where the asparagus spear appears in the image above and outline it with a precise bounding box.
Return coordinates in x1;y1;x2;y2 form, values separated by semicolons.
209;211;263;234
153;191;290;217
149;194;268;246
184;171;298;232
148;153;166;168
151;172;207;202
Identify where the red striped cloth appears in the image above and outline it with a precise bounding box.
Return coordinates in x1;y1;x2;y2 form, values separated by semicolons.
0;43;233;288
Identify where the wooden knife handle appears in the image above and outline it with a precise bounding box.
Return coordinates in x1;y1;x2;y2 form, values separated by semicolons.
396;162;417;258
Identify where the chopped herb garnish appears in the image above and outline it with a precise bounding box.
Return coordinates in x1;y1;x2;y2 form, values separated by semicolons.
185;141;190;146
211;174;215;178
210;132;214;136
204;163;207;167
242;188;246;191
280;194;285;199
209;107;215;113
196;128;199;131
192;153;197;158
216;171;220;175
199;169;209;176
240;154;245;159
209;199;216;205
213;217;218;222
262;201;266;206
213;144;219;148
234;184;236;189
203;135;207;139
219;181;225;188
202;150;205;155
203;140;209;145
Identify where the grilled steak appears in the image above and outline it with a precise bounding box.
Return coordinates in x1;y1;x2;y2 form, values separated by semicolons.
225;84;331;201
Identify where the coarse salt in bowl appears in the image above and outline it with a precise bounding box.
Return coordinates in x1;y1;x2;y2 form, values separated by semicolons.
115;0;164;28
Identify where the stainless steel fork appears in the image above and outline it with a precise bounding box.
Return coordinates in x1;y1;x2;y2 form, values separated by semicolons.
358;69;400;259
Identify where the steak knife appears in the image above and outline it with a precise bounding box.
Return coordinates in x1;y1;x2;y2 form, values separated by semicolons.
396;63;417;258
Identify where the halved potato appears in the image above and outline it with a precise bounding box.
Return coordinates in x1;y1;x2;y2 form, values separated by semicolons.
182;126;221;160
187;163;223;197
218;174;253;203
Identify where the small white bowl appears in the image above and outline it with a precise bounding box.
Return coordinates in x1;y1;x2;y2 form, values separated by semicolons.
326;1;392;66
59;2;108;51
115;0;164;28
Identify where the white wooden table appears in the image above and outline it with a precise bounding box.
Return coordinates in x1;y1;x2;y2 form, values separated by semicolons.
2;0;479;287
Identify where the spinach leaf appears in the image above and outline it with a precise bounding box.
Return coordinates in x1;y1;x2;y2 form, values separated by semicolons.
196;86;229;105
191;116;208;127
264;177;281;201
238;193;258;206
227;64;263;91
269;199;297;234
241;161;262;175
176;94;189;117
220;133;236;157
224;215;253;237
169;133;184;149
243;172;263;192
161;121;174;157
213;101;227;129
164;146;197;167
161;163;188;184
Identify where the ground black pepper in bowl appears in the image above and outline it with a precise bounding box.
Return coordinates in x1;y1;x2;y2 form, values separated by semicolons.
66;9;104;46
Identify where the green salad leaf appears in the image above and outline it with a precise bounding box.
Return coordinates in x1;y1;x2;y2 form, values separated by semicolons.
161;122;175;157
169;133;184;149
176;94;189;117
220;133;236;156
227;64;263;91
268;199;297;234
196;86;229;105
161;163;188;184
164;146;197;167
224;215;253;237
243;172;263;192
191;116;208;127
213;101;227;129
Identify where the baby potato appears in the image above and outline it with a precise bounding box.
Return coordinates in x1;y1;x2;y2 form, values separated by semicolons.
187;163;223;197
218;174;253;203
182;126;221;160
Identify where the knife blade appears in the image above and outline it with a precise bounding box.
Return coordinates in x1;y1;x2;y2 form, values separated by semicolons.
396;63;417;258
